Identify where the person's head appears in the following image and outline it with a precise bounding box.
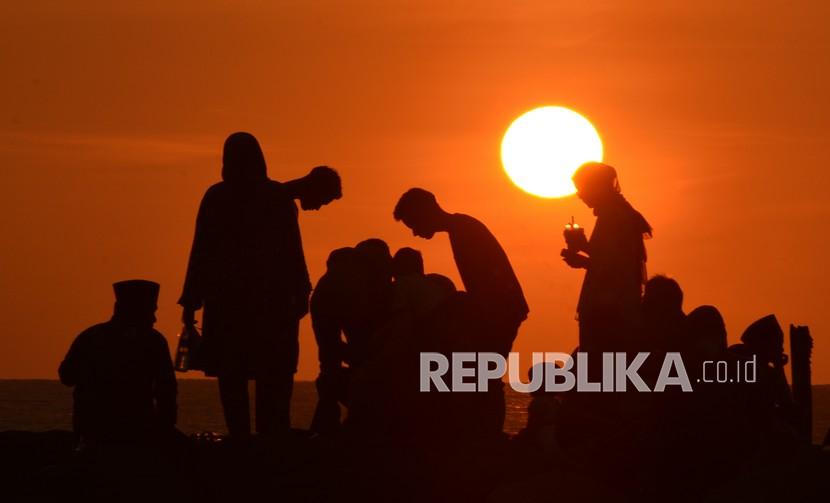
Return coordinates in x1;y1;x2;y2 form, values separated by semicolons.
295;166;342;210
392;247;424;280
686;305;728;359
642;275;684;329
425;273;457;296
222;132;267;183
393;188;446;239
355;238;393;283
326;247;357;273
741;314;786;366
572;162;620;209
112;279;159;328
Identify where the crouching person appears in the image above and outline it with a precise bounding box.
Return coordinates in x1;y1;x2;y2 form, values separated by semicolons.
58;280;178;452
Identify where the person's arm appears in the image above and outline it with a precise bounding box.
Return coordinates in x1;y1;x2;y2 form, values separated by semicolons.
561;249;590;269
179;193;212;324
311;285;344;374
58;331;90;386
153;333;178;429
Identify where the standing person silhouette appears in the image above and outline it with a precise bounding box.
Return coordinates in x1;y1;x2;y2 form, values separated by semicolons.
560;162;652;354
179;132;341;439
393;188;528;437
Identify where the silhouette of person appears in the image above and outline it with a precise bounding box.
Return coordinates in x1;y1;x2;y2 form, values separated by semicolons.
58;280;177;449
375;271;460;440
739;314;797;431
179;132;341;439
560;162;652;354
642;274;686;352
392;247;425;280
282;165;344;211
393;188;529;356
515;363;563;459
309;240;394;433
685;305;727;364
389;247;449;323
309;247;356;434
394;188;528;437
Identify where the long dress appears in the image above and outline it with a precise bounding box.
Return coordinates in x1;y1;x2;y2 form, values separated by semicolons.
577;194;651;353
179;179;310;377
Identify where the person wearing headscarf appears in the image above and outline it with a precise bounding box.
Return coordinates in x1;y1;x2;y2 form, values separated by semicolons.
179;132;340;438
561;162;652;353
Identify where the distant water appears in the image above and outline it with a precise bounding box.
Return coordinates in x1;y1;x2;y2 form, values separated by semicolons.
1;380;827;443
0;379;531;436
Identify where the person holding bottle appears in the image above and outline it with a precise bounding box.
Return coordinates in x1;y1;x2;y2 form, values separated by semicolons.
179;132;341;439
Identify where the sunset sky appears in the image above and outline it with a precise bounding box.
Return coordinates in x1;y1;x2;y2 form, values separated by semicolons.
1;1;829;383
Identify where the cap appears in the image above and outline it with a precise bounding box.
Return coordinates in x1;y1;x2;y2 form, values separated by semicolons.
113;279;160;311
741;314;783;346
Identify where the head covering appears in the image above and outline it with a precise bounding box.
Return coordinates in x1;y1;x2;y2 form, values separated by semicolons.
573;162;621;194
687;305;727;352
222;132;267;183
113;280;160;316
741;314;784;346
574;162;652;237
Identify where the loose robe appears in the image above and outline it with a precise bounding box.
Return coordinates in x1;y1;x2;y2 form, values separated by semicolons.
179;179;311;377
577;195;651;352
58;320;177;443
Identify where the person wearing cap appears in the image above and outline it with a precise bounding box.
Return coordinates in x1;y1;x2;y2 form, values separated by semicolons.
179;132;341;439
58;280;177;449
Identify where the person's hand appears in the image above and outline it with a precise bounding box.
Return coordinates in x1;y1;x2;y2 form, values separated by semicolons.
560;249;590;269
182;307;197;326
563;228;589;253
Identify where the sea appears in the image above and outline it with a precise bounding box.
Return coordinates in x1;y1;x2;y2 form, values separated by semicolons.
1;380;828;444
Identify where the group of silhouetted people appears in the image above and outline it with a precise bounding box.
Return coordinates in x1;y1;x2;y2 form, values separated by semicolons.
57;132;819;500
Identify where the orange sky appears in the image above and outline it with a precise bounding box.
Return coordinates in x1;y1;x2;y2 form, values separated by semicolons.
1;1;829;383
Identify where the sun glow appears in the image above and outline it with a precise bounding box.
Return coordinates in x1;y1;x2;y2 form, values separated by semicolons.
501;106;603;198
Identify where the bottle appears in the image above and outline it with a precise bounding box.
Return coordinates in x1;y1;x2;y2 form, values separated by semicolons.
174;325;192;372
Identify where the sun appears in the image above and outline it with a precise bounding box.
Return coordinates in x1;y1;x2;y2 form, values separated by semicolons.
501;106;603;198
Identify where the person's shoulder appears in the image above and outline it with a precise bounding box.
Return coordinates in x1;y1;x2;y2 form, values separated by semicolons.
451;212;483;227
199;182;228;205
143;328;172;351
450;213;491;235
81;322;112;337
204;181;226;196
71;322;110;345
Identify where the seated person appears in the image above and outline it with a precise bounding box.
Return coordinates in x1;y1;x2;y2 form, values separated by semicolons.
58;280;177;450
